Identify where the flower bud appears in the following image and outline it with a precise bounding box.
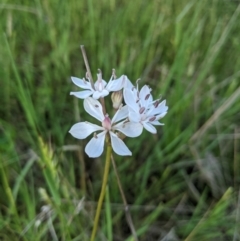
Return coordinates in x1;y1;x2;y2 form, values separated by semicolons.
111;90;123;109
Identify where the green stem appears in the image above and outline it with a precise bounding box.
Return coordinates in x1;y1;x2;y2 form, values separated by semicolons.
90;142;112;241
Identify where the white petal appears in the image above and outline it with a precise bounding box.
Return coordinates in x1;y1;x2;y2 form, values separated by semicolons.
123;76;134;89
106;75;125;92
85;131;107;158
155;112;168;120
114;121;143;137
139;85;153;109
69;122;104;139
70;90;93;99
139;85;151;100
71;77;92;89
149;100;168;116
151;120;164;126
92;89;109;99
84;97;105;121
142;122;157;134
129;110;141;122
109;132;132;156
123;89;139;111
94;76;107;89
112;105;129;123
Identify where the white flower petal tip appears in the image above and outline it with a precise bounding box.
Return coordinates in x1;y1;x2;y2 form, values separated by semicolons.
106;75;131;92
84;97;105;122
124;76;134;89
123;88;139;111
143;122;157;134
70;90;93;99
85;131;107;158
71;77;92;89
110;132;132;156
111;105;129;123
69;122;103;139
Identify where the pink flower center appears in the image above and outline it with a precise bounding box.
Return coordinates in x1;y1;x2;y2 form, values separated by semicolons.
102;115;112;130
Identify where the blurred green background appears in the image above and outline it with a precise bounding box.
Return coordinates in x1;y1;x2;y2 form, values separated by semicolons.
1;0;240;240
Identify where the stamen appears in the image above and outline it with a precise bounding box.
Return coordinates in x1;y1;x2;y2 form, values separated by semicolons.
112;69;117;79
136;78;141;86
145;94;150;100
85;72;90;79
139;107;145;114
154;100;160;108
121;118;129;125
149;116;156;122
158;94;162;101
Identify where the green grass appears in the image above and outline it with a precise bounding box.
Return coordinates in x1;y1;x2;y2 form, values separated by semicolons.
1;0;240;240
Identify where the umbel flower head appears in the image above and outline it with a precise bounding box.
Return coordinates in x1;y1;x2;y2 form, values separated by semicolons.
69;97;142;158
69;69;168;158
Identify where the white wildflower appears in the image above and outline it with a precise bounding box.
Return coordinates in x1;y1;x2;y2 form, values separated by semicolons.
70;72;131;99
69;97;142;157
124;85;168;134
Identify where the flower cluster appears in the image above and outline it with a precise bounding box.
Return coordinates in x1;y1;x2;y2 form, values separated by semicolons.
69;71;168;158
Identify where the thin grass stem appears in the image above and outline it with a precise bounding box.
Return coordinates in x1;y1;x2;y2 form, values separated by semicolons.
111;155;139;241
80;45;95;89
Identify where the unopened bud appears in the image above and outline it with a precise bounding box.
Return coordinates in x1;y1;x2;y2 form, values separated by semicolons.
111;91;123;109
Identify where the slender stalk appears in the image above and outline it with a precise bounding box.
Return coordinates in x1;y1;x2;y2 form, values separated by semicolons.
111;155;139;241
100;97;106;115
90;142;112;241
80;45;95;89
